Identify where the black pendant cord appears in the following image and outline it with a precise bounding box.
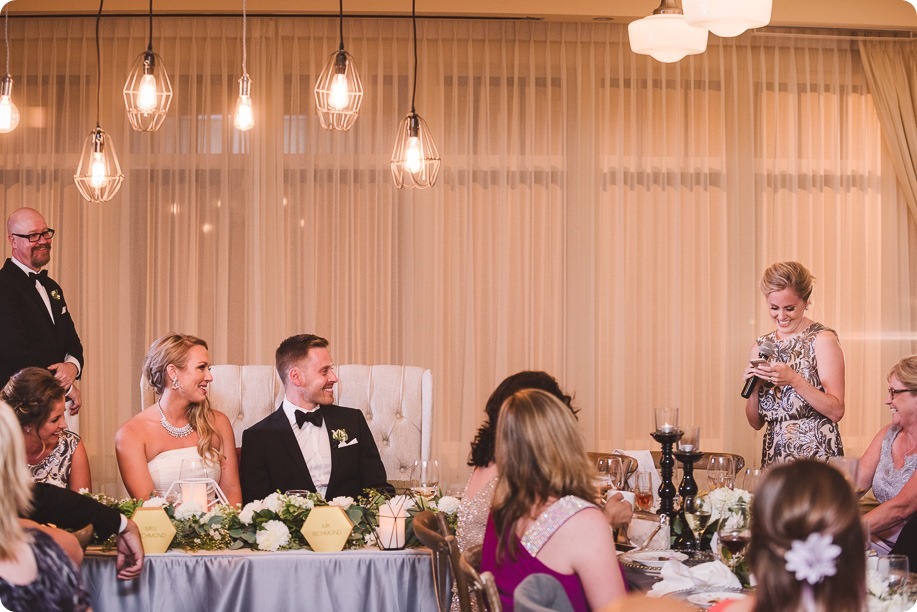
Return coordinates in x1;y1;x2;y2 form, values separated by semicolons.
410;0;417;115
147;0;154;52
95;0;103;127
338;0;344;52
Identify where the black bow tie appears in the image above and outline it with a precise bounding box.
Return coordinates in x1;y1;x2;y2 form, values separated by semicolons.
295;409;323;429
28;270;48;283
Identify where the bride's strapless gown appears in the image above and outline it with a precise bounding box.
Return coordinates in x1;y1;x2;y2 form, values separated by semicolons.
147;447;222;493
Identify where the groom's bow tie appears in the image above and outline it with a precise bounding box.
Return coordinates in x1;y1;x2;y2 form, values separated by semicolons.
295;409;323;429
28;270;48;283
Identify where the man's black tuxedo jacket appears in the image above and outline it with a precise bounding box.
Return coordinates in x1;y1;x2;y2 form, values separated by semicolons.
0;258;84;387
28;483;122;540
240;404;394;503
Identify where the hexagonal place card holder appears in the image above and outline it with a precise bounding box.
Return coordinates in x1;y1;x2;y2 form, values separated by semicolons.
132;507;177;553
301;506;354;552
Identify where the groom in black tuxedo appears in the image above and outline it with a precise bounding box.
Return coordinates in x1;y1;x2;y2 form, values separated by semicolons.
0;208;84;412
240;334;393;503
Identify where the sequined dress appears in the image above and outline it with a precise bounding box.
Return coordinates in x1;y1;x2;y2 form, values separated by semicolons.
28;429;80;488
871;425;917;550
450;470;499;612
756;322;844;466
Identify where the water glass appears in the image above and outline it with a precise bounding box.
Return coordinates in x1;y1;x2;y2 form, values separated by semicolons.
828;455;859;485
706;455;735;490
410;460;440;501
877;554;910;600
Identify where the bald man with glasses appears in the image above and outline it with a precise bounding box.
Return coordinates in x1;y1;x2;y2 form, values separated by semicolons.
0;207;84;413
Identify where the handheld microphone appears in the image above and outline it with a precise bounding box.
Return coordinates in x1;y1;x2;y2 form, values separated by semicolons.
741;341;777;399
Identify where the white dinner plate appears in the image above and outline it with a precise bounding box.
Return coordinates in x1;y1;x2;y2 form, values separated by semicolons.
686;591;748;608
622;550;688;568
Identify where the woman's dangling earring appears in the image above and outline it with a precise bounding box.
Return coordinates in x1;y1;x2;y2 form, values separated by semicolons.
172;378;179;390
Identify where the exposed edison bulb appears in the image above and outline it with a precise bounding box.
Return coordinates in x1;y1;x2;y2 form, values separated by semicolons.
403;136;424;174
90;152;108;189
0;95;19;133
234;95;254;131
328;73;350;111
137;72;158;112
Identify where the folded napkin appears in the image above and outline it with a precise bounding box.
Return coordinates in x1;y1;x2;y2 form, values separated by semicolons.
614;449;661;509
626;516;670;551
647;560;742;597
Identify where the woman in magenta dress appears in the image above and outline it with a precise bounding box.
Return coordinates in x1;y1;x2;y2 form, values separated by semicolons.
480;388;626;611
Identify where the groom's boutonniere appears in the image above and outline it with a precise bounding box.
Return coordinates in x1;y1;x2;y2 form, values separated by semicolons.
49;289;61;301
332;429;349;447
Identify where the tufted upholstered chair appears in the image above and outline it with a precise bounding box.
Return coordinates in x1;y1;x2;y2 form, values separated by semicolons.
139;363;433;483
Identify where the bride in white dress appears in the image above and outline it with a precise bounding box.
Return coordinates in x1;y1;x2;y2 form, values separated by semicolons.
115;334;241;506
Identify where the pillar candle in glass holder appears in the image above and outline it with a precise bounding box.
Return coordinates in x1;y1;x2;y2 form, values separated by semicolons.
180;481;209;508
376;502;406;549
654;407;679;433
678;425;700;452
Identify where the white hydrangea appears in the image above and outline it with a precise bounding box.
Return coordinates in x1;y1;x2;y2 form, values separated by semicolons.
286;494;314;510
174;500;205;520
239;500;264;525
435;496;461;515
262;492;283;513
256;520;291;552
143;496;167;508
705;487;752;522
329;496;354;511
364;532;379;547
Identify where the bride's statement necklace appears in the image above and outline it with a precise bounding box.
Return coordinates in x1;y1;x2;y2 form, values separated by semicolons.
158;400;194;439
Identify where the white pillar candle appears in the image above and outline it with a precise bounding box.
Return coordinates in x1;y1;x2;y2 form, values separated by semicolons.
181;481;209;508
377;505;406;549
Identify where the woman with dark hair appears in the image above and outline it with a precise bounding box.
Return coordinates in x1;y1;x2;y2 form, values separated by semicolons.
710;460;865;611
1;367;90;491
115;333;241;505
481;389;627;610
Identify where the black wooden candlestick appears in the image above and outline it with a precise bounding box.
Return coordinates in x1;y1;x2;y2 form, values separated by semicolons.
673;450;705;500
650;429;682;516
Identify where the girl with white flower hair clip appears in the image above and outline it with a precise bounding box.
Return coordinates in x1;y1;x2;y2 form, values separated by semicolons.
708;460;866;612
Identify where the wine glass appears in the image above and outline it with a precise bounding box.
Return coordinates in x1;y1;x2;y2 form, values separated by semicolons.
828;456;859;486
180;458;209;481
706;455;735;490
409;460;440;501
633;470;654;512
717;501;751;571
594;458;612;499
741;468;762;493
877;554;909;602
683;495;712;550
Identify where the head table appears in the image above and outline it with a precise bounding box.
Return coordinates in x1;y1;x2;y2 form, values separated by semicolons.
83;547;439;612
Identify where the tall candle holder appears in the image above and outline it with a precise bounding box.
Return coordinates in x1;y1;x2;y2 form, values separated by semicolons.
650;429;682;516
673;449;705;500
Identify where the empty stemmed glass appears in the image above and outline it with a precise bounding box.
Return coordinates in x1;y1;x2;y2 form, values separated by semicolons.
706;455;735;490
717;501;751;571
409;460;440;501
594;458;613;499
607;456;626;491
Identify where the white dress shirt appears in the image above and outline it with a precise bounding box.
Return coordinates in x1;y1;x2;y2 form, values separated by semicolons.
282;398;332;498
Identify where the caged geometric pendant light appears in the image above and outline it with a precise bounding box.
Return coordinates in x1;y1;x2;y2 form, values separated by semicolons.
314;0;364;131
123;0;172;132
74;0;123;203
233;0;254;131
628;0;708;64
0;5;20;134
390;0;440;189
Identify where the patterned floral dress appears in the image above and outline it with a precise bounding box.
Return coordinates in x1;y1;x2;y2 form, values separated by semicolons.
756;322;844;466
28;429;80;488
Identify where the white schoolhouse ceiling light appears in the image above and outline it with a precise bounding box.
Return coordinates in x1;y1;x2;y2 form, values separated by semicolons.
628;0;708;64
682;0;772;38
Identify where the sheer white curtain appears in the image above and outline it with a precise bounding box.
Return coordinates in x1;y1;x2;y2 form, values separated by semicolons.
0;17;912;493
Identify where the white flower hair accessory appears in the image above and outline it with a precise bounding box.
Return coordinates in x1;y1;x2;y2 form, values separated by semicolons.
783;532;841;585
